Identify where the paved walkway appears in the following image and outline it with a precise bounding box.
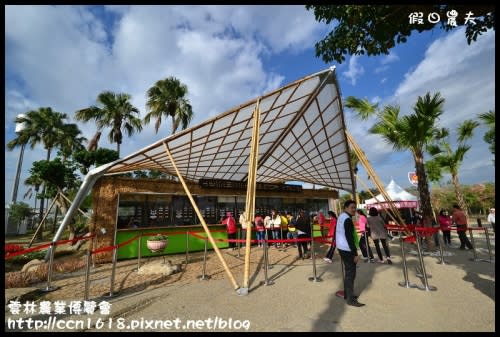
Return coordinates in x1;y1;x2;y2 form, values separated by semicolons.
5;233;495;332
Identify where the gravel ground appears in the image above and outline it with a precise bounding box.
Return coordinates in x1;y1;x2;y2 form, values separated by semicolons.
5;231;495;332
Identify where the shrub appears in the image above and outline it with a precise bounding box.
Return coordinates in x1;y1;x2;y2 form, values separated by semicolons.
5;244;25;255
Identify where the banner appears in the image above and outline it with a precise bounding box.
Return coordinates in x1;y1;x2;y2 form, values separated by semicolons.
408;172;418;186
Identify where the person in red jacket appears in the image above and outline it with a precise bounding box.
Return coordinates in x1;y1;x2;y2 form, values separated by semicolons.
222;212;237;250
324;211;337;263
438;209;452;246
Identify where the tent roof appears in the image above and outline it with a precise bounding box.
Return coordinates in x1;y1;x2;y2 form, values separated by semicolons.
100;67;355;192
365;179;418;204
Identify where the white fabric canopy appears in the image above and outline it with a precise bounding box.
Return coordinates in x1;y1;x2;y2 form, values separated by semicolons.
365;179;418;209
103;67;355;192
50;67;356;261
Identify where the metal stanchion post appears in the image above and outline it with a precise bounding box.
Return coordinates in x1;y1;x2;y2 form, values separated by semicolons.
437;230;448;265
262;230;273;269
398;235;417;288
185;231;190;265
483;228;493;263
468;228;479;262
105;245;118;297
364;231;372;263
415;231;437;291
263;231;274;286
198;237;211;280
308;235;323;282
84;249;92;301
136;232;142;272
415;231;432;278
40;242;59;292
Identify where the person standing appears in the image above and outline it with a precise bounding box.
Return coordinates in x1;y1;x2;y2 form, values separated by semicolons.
324;211;337;263
357;209;374;261
270;209;282;248
286;212;298;247
295;210;311;259
336;200;365;307
221;212;237;250
255;214;265;247
437;209;452;246
487;208;495;233
367;207;392;264
452;204;473;250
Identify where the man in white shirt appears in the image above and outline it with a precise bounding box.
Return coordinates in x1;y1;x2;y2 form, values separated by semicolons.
336;199;364;307
487;208;495;233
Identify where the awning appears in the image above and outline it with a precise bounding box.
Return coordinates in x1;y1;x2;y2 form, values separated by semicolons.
103;67;355;192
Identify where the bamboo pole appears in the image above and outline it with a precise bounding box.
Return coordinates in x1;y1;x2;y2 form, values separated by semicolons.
163;143;240;290
59;192;89;217
28;193;59;247
346;132;407;230
243;100;260;290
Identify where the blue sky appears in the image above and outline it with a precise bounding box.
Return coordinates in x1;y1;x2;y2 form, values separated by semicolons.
5;5;495;206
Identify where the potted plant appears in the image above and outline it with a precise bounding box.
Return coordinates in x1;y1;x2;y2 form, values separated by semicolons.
146;234;168;253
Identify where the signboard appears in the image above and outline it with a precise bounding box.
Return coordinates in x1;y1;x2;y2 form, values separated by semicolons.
199;179;302;193
408;172;418;186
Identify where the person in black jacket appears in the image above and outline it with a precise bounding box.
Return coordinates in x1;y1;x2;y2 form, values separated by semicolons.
295;210;311;259
336;200;365;307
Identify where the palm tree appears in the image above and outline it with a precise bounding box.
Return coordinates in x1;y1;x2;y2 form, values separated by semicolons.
58;123;87;161
427;120;479;218
7;107;68;161
75;91;143;157
478;110;495;165
7;107;69;231
144;77;194;135
345;92;446;248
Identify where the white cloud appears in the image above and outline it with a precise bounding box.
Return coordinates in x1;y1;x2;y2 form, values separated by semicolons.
342;56;365;86
363;28;495;187
374;65;389;74
380;77;387;84
5;5;324;206
380;52;399;65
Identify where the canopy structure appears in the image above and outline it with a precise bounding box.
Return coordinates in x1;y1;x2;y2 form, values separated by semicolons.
50;66;356;292
104;67;354;190
364;179;418;209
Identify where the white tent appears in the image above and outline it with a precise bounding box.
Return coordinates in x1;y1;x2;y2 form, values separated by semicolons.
364;179;418;209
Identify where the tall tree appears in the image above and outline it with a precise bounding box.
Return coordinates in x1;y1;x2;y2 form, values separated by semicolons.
58;123;87;161
7;107;69;161
28;158;82;241
75;91;143;157
426;120;480;218
7;107;70;232
144;77;194;135
478;110;495;165
345;92;446;248
306;5;495;63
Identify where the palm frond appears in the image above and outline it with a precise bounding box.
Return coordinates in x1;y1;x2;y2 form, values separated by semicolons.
344;96;378;120
457;119;479;142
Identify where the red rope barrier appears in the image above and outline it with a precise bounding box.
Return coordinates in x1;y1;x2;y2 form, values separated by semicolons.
5;234;96;260
5;242;53;259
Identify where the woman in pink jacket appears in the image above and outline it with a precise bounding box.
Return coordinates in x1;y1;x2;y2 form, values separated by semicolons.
438;209;452;246
222;212;237;250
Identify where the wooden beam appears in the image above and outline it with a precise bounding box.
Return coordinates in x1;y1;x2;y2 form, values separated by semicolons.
163;142;240;291
243;100;260;290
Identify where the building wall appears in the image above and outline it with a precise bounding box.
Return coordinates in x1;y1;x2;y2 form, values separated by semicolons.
91;176;338;262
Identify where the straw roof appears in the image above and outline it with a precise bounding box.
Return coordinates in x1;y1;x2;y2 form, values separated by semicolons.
101;67;355;192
